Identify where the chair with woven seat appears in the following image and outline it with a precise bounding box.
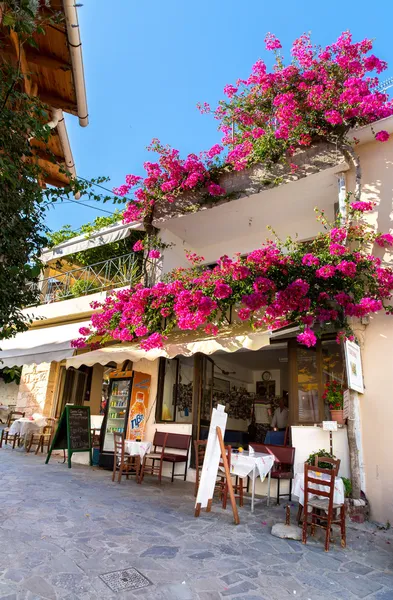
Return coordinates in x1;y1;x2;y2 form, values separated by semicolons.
302;463;346;552
139;431;168;484
112;432;141;483
0;411;25;449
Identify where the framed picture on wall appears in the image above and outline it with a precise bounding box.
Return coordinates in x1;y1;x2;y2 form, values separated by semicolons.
256;380;276;398
213;377;230;393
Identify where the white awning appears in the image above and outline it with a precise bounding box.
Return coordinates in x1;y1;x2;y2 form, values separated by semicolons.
0;321;91;368
41;221;142;264
66;326;272;369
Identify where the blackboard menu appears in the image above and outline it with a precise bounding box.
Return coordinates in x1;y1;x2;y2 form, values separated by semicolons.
68;407;90;450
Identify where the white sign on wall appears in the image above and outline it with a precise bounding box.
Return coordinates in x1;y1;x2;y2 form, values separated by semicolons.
323;421;338;431
344;340;364;394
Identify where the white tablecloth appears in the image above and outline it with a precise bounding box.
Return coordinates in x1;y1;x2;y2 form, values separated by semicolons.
292;472;345;507
124;440;152;458
229;451;275;482
8;417;46;437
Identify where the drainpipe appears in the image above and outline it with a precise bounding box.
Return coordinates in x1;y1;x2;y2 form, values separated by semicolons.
337;173;347;223
45;108;80;198
62;0;89;127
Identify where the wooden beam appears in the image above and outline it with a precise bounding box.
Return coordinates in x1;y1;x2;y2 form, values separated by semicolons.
2;45;72;72
9;30;32;95
31;146;65;164
38;91;78;115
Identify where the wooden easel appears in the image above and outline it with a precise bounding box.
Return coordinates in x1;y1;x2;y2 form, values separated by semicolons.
195;425;240;525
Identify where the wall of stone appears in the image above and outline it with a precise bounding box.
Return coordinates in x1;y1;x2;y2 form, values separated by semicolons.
16;362;59;417
0;379;19;407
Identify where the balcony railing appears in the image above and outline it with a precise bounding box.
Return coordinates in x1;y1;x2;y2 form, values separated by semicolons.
36;253;140;304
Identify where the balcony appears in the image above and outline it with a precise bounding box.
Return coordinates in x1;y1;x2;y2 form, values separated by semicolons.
36;253;140;305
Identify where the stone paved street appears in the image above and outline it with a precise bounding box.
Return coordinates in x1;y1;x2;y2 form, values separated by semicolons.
1;449;393;600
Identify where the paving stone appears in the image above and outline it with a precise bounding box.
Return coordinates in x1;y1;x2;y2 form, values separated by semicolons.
189;552;215;560
305;550;342;571
271;523;302;540
331;572;383;597
369;573;393;589
372;592;393;600
140;546;179;558
21;576;56;600
221;573;244;585
221;581;258;596
197;593;221;600
341;561;374;575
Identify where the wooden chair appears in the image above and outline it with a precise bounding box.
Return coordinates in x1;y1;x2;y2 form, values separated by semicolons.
315;456;341;475
112;432;141;484
26;424;54;454
250;443;295;504
91;428;101;448
139;431;168;484
0;411;25;448
302;463;346;552
162;432;192;482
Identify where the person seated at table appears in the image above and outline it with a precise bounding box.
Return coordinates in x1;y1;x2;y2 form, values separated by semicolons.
271;397;288;431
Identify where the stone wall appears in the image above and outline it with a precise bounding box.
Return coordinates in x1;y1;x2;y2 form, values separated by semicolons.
16;362;59;417
0;379;19;407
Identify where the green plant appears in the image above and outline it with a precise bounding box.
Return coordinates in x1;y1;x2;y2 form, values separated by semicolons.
342;477;352;498
306;449;336;470
322;380;344;410
0;366;22;385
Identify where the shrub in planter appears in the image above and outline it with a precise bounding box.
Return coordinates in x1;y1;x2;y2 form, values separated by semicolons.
323;380;345;424
306;449;336;470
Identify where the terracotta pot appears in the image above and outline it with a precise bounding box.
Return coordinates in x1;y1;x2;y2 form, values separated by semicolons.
330;409;345;425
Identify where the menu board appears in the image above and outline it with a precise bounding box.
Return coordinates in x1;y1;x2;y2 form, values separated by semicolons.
46;405;92;468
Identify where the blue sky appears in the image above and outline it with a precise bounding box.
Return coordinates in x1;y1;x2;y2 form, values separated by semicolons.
49;0;393;233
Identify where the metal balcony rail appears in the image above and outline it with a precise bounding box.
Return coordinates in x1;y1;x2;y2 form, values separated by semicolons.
34;253;140;304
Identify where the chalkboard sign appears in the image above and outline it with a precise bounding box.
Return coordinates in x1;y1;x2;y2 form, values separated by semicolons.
46;405;92;468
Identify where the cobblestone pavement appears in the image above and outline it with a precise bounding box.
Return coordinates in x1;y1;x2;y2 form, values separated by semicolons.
1;449;393;600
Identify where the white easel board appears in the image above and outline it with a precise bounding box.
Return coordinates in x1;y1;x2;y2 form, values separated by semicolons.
195;404;227;510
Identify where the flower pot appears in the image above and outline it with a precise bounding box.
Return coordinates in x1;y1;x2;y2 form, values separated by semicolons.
330;409;345;425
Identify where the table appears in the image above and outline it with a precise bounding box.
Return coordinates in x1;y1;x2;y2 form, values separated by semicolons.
227;451;275;513
8;417;46;439
124;440;152;458
292;471;345;509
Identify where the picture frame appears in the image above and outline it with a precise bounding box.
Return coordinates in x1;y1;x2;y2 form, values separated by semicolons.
213;377;230;393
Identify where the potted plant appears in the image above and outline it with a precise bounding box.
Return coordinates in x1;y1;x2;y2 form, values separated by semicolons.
323;380;344;424
306;449;336;470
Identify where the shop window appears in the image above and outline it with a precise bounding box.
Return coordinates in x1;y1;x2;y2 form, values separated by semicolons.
156;357;193;423
289;337;344;425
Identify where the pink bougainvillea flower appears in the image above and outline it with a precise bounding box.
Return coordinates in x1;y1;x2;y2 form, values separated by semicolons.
223;84;238;98
135;325;149;337
206;144;223;159
375;233;393;247
350;201;374;212
140;332;165;351
133;240;144;252
302;253;319;267
297;328;317;347
264;32;282;51
214;282;232;299
207;182;226;196
375;130;390;142
329;243;347;256
148;249;161;259
316;265;336;279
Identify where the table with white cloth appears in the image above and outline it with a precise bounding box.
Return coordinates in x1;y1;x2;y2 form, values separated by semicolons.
225;450;275;512
124;440;152;459
292;471;345;510
8;416;47;441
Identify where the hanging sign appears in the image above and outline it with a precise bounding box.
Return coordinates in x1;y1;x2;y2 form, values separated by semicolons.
126;372;151;441
344;340;364;394
343;389;350;419
323;421;338;431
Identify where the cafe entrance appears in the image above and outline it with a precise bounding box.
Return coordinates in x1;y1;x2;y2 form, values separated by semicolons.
155;336;345;449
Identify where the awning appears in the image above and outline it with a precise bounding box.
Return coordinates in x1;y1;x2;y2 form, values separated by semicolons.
0;321;91;368
66;326;272;369
40;221;142;264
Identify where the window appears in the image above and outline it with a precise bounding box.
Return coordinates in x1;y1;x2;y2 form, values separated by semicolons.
156;357;194;423
55;367;90;418
289;337;344;425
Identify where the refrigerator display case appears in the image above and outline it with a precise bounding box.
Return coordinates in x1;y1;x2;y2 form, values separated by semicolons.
99;374;133;468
